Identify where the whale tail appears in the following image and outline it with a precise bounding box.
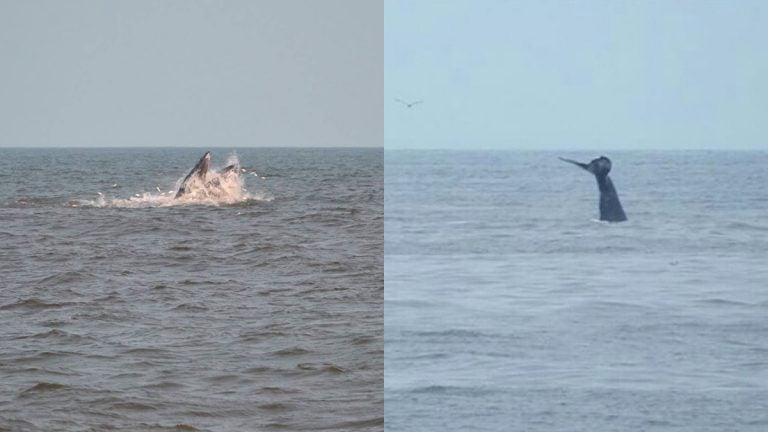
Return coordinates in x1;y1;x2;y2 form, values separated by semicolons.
558;157;589;171
596;174;627;222
560;156;627;223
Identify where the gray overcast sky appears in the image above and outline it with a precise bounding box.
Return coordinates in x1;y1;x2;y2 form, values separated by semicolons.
0;0;382;147
386;0;768;150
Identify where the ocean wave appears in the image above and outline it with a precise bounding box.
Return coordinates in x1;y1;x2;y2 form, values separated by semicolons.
0;298;79;311
72;190;273;209
20;382;70;395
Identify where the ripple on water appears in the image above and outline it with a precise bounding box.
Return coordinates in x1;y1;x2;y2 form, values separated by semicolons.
0;298;78;311
20;382;70;396
296;363;348;374
12;351;80;364
110;401;159;411
269;347;311;357
35;270;92;286
257;402;292;411
173;424;201;432
171;303;209;312
13;329;93;344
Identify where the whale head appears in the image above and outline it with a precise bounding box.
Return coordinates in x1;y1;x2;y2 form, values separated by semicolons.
196;151;211;179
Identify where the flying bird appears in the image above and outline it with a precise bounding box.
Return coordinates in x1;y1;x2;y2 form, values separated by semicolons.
395;98;423;108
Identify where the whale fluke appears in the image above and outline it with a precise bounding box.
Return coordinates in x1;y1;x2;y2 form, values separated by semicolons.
560;156;627;223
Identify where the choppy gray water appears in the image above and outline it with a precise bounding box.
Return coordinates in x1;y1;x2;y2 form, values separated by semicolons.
385;150;768;431
0;147;383;431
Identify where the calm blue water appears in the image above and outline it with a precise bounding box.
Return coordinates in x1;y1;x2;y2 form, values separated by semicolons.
0;147;382;431
385;150;768;431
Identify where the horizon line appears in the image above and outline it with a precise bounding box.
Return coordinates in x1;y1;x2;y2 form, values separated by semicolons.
0;145;383;150
383;147;768;152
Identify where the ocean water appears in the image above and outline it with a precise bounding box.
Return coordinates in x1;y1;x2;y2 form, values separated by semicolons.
0;147;383;431
385;150;768;431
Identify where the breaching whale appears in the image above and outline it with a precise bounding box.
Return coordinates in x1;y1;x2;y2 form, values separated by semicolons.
176;151;241;199
559;156;627;222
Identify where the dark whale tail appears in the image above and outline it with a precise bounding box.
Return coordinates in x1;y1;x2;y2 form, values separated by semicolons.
559;156;627;223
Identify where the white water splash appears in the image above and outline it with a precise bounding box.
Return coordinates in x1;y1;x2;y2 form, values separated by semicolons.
76;154;272;208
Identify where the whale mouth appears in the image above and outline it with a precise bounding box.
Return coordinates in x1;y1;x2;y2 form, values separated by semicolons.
175;151;213;198
198;152;211;179
175;151;245;200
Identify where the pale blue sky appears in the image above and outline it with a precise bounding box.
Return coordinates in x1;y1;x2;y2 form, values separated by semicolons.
0;0;382;147
386;0;768;150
